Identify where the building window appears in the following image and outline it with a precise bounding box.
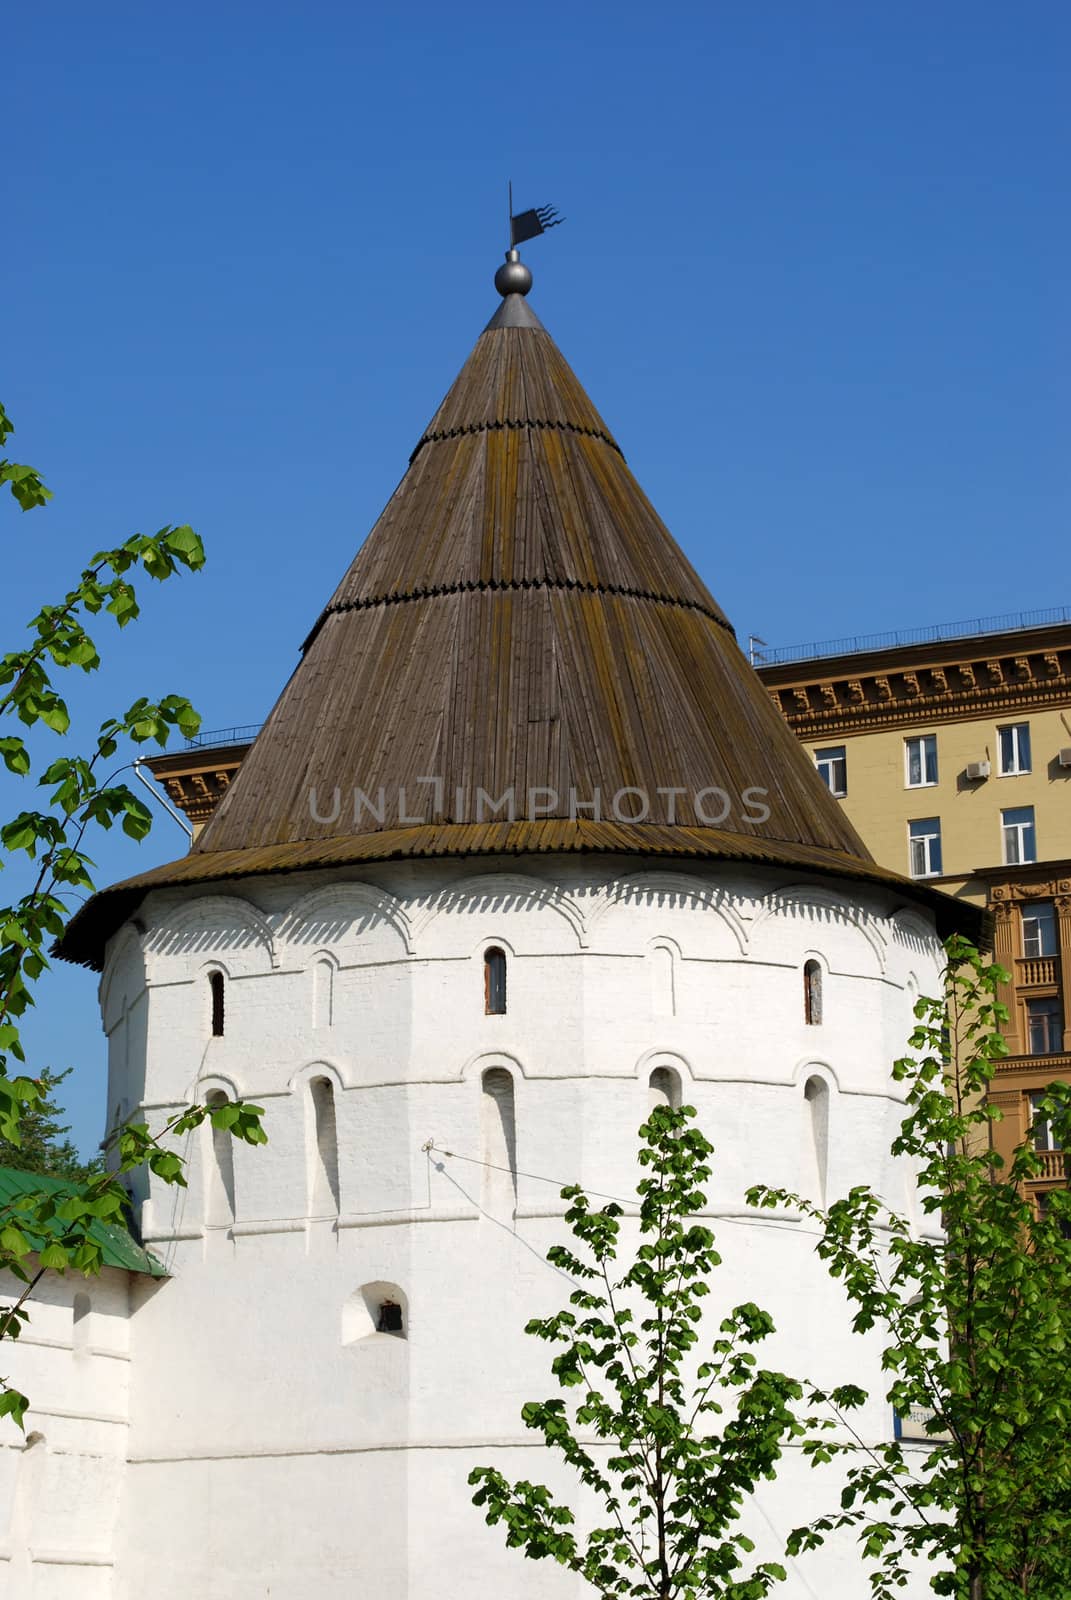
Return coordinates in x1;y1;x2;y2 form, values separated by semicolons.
1002;806;1037;865
376;1299;404;1335
649;1066;682;1112
1030;1091;1064;1149
209;971;225;1037
905;734;938;788
342;1282;408;1345
803;960;823;1025
908;818;943;878
484;947;507;1015
815;745;847;797
998;722;1032;776
1027;1000;1063;1057
1023;903;1057;958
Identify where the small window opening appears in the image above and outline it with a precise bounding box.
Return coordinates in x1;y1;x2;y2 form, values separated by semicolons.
313;958;334;1028
343;1281;407;1344
308;1076;341;1217
804;960;823;1026
377;1299;404;1335
649;1066;681;1112
209;971;225;1037
804;1075;830;1205
484;947;507;1015
481;1067;518;1219
651;945;676;1017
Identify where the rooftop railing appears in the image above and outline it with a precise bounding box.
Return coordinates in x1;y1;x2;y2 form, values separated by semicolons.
184;724;263;751
751;605;1071;668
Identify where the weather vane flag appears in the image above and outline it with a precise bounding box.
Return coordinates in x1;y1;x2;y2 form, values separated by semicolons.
507;182;564;249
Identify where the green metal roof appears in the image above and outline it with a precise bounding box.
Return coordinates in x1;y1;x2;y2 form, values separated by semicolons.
0;1165;166;1277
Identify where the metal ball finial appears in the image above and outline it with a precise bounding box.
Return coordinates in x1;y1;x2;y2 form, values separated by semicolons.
495;248;532;298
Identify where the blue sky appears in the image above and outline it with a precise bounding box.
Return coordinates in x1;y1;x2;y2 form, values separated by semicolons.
4;0;1069;1153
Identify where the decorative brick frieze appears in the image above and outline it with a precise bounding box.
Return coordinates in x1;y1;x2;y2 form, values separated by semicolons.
144;742;251;836
758;637;1069;737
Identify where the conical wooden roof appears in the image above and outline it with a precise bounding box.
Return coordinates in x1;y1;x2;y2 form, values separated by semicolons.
58;272;981;967
192;290;862;857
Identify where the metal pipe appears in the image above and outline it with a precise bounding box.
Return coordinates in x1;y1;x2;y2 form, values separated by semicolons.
133;760;193;841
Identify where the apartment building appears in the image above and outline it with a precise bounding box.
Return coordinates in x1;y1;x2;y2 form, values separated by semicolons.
757;609;1071;1197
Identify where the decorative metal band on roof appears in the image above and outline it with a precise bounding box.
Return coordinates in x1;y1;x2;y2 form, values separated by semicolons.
301;577;736;653
409;416;624;464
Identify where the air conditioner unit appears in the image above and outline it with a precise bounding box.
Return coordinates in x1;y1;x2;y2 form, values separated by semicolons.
965;760;991;781
1059;748;1071;769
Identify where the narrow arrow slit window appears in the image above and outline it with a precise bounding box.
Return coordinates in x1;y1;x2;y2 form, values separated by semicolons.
484;947;507;1015
804;960;823;1025
209;971;225;1037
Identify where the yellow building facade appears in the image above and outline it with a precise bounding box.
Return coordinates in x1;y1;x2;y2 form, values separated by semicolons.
758;615;1071;1196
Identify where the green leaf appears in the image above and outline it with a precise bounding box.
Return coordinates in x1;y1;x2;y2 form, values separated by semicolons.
0;738;30;776
1;818;39;852
0;1389;29;1430
39;702;71;735
2;461;52;511
120;795;153;839
163;525;206;569
0;1225;30;1258
148;1150;186;1185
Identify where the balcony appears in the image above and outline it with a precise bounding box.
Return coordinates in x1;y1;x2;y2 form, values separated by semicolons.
1029;1148;1069;1183
1016;956;1058;988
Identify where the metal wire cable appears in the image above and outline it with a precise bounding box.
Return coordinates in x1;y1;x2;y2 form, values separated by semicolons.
423;1141;833;1240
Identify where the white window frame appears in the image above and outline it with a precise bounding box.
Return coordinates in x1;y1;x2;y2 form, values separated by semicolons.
904;734;938;789
908;817;942;878
1027;1003;1063;1060
814;745;847;798
1002;805;1037;865
1030;1091;1063;1149
998;722;1032;777
1022;903;1057;959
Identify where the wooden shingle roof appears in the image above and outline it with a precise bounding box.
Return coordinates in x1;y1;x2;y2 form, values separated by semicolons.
57;273;980;967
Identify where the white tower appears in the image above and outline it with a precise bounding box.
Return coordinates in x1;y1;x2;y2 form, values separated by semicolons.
60;251;976;1598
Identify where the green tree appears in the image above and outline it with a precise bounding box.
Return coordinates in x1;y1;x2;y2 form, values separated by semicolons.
0;401;267;1428
469;1104;805;1599
749;936;1071;1600
0;1067;102;1181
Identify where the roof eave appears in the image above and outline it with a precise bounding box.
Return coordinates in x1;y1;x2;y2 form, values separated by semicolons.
55;821;984;970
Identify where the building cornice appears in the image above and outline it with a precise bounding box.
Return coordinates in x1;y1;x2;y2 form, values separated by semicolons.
994;1051;1071;1079
973;859;1071;895
758;630;1070;739
144;743;251;832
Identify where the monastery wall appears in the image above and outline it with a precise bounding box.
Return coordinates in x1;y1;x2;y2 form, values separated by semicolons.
0;1267;134;1599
